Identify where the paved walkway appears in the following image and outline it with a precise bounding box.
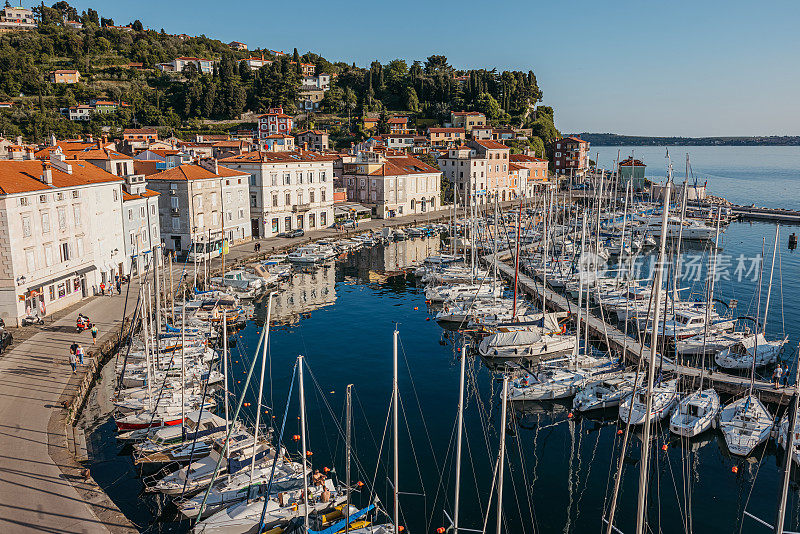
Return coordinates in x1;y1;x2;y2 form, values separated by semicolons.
0;287;138;533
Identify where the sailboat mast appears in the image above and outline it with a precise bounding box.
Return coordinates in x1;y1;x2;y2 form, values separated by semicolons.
541;186;550;313
180;287;186;433
393;328;400;534
453;341;467;532
776;343;800;533
512;200;523;317
144;282;152;404
249;292;274;491
496;375;508;534
750;239;766;396
635;176;673;534
699;209;722;387
762;225;780;334
223;309;229;468
575;212;587;354
298;354;309;531
345;383;352;534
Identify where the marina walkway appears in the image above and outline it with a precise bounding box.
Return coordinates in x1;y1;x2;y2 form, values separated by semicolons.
0;288;138;533
488;251;795;403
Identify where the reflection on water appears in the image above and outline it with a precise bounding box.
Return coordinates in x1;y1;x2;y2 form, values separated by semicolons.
254;265;337;325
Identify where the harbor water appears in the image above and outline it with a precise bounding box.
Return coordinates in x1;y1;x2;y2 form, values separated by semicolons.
82;149;800;533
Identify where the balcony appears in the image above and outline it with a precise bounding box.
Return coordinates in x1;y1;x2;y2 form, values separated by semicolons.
292;203;311;213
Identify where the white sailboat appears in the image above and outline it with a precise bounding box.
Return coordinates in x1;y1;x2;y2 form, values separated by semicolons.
718;395;773;456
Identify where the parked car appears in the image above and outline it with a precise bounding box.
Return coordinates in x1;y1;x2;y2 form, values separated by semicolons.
334;219;356;229
0;329;12;354
277;229;305;238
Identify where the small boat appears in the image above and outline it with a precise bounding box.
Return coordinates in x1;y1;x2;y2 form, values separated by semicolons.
669;388;720;437
618;378;679;425
714;333;788;369
478;328;576;363
572;373;638;412
718;395;773;456
508;368;586;401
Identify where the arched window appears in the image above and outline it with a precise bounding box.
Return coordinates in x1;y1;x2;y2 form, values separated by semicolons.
410;199;415;210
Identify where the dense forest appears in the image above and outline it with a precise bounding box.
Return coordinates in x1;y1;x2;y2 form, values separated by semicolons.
579;133;800;146
0;1;559;153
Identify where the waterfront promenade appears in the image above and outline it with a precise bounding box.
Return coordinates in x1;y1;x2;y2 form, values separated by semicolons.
0;203;459;532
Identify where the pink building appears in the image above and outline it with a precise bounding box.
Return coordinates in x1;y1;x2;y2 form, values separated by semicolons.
258;107;293;138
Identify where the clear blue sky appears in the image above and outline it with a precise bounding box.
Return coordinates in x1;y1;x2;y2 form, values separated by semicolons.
64;0;800;137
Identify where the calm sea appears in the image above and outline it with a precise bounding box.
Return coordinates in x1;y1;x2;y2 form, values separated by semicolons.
591;145;800;210
84;147;800;533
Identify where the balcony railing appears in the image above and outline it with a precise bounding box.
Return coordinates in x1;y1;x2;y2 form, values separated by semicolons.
293;203;311;213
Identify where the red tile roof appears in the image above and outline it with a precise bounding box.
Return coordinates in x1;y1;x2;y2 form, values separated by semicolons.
472;139;509;150
510;154;547;163
124;128;158;135
368;156;439;176
218;151;338;164
0;160;120;195
387;117;408;124
148;164;249;181
429;128;464;134
619;157;646;166
123;189;160;201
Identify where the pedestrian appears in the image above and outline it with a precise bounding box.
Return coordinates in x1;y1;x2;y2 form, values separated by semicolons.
774;365;782;389
76;343;84;365
70;341;78;357
783;363;790;387
91;324;98;345
69;350;77;373
116;280;121;294
99;282;105;295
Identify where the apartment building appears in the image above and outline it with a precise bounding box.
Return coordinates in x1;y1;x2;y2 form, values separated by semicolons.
551;136;590;176
509;153;548;181
428;127;466;149
295;130;329;152
343;152;441;219
50;70;80;84
123;129;159;151
148;162;251;255
258;107;293;138
121;175;161;275
438;139;519;206
387;116;410;134
0;6;36;31
0;152;125;325
218;151;336;238
450;111;486;132
158;57;214;74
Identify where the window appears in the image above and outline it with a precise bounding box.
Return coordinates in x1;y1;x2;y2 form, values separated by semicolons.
128;209;133;220
272;194;278;207
249;175;256;186
309;213;315;228
195;196;203;209
284;173;291;185
41;212;50;234
22;215;31;237
308;172;313;183
25;249;35;271
140;206;146;217
113;189;118;202
285;193;291;205
250;193;258;207
298;173;304;184
271;218;279;233
238;208;245;219
172;217;180;230
140;228;147;243
271;173;278;186
60;241;70;262
56;192;64;201
44;245;53;266
320;212;327;226
49;285;55;301
237;190;244;202
57;207;67;230
321;172;326;182
211;212;218;226
72;206;81;226
76;237;83;256
20;197;28;206
72;190;79;199
151;204;156;215
309;191;315;204
39;194;47;204
129;233;136;246
198;213;205;227
321;189;326;202
171;197;179;209
57;282;66;298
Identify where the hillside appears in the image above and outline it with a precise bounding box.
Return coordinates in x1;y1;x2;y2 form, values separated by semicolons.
0;2;559;153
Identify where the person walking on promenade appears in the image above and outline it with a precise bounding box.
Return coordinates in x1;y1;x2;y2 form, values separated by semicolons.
99;282;105;295
116;280;121;294
91;324;98;345
782;363;790;387
774;365;783;389
75;343;85;365
69;350;77;373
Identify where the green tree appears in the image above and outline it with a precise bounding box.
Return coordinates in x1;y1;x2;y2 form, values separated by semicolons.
476;92;501;121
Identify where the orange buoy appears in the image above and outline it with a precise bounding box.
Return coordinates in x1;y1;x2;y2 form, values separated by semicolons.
292;435;301;441
617;429;623;435
661;444;668;451
399;527;404;532
426;317;430;321
414;307;418;310
357;481;364;487
306;451;313;456
323;467;330;473
732;466;739;474
437;528;446;534
567;412;574;419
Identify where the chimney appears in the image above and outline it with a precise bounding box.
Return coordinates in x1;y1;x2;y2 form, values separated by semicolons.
25;147;34;160
15;135;22;145
49;133;57;147
303;142;308;152
40;162;53;185
87;134;93;143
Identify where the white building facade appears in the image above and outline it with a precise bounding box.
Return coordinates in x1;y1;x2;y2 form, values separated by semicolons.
0;153;125;325
218;151;336;238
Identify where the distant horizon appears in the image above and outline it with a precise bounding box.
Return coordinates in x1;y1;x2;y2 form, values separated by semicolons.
56;0;800;137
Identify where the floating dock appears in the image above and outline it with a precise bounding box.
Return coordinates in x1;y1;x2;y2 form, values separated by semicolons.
487;249;794;404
